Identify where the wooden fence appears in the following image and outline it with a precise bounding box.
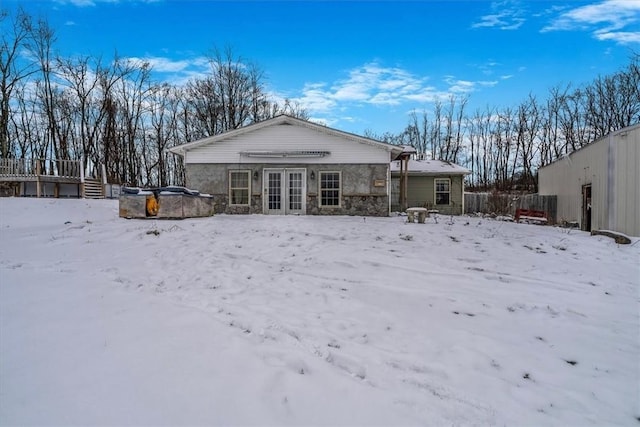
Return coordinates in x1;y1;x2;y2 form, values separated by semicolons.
464;192;557;223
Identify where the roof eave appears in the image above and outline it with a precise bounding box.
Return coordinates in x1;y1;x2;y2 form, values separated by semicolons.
167;115;402;155
391;170;470;176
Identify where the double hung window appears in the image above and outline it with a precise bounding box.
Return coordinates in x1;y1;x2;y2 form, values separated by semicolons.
229;171;250;205
319;171;341;207
435;178;450;205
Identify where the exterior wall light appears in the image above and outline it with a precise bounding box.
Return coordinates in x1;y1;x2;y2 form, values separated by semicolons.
310;170;315;180
253;170;259;180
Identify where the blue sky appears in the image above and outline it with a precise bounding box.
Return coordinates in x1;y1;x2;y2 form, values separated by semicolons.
6;0;640;135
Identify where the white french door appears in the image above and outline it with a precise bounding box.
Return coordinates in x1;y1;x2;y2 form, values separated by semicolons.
263;168;306;215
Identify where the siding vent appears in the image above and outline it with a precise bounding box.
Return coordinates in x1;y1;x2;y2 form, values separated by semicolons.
241;150;330;158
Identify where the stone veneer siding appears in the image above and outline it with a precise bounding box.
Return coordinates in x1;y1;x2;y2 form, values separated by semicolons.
186;163;390;216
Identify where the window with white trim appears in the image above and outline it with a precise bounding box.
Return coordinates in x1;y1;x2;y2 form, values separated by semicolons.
319;171;341;207
229;170;250;205
435;178;450;205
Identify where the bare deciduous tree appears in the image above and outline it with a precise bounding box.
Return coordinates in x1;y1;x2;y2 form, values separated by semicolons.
0;8;39;158
2;9;635;194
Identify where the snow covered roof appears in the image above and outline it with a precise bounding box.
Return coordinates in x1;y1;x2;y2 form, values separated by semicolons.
400;145;417;154
390;158;470;175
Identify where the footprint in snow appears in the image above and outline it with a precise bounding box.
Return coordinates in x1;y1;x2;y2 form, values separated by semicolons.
452;311;475;317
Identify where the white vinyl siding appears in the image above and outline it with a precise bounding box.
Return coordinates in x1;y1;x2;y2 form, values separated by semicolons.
185;124;391;165
229;170;251;206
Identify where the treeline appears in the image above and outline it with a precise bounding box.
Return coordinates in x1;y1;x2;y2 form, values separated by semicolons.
0;9;307;187
2;9;639;191
368;54;639;191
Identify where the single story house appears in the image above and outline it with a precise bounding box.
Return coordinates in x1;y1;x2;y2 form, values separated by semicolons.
167;115;404;216
390;157;470;215
538;123;639;237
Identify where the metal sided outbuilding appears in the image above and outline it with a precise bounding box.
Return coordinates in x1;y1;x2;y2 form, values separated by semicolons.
538;123;640;237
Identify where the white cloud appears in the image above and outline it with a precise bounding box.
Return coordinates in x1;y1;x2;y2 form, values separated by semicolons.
66;0;96;6
117;56;513;133
533;4;569;18
288;62;512;130
290;63;434;112
332;84;369;102
125;56;191;73
542;0;640;44
369;92;403;106
117;55;211;86
403;88;444;103
475;60;501;76
444;76;499;93
296;83;338;112
563;0;639;27
54;0;160;6
444;77;475;94
478;80;499;88
595;30;640;44
64;20;76;26
472;1;526;30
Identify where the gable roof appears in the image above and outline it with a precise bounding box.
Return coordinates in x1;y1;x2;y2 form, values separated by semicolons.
167;114;405;159
390;158;470;175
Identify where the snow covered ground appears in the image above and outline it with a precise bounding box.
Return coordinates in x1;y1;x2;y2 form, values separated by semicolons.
1;198;638;426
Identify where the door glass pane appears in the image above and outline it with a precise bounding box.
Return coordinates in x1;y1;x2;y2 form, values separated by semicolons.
268;172;281;210
288;172;302;211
